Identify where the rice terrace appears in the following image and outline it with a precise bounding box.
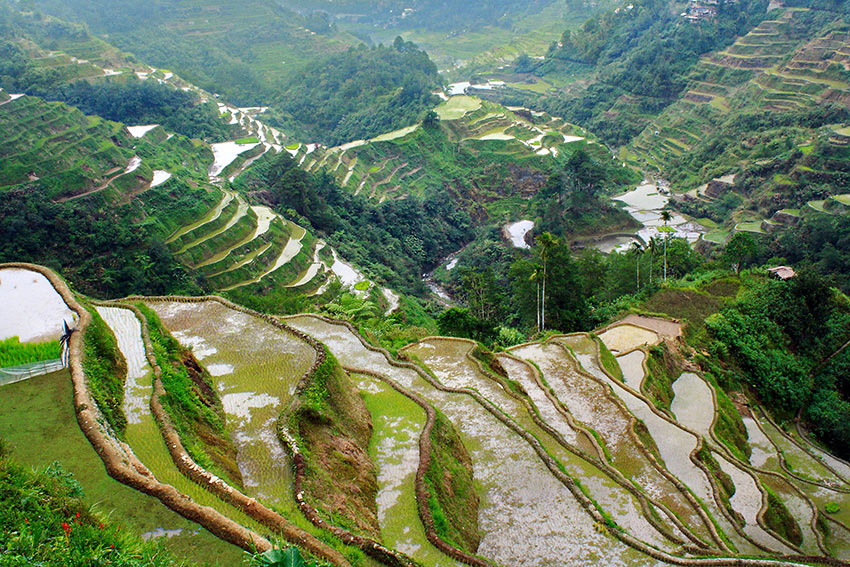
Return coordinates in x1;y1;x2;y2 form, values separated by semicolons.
3;0;850;566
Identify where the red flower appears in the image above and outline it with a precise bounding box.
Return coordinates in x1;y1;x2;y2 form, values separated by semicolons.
61;522;72;537
23;518;29;525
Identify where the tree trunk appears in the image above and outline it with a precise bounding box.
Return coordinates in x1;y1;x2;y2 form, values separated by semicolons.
536;280;540;333
541;263;546;331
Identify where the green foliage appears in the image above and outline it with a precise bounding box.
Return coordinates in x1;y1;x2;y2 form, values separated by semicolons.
0;455;182;567
82;306;127;434
710;378;751;462
47;80;233;142
499;0;770;145
595;335;623;382
0;337;61;368
423;410;480;553
705;270;850;457
763;487;803;546
267;40;440;145
235;151;472;295
136;304;231;476
250;547;307;567
826;501;840;514
643;343;678;412
774;214;850;294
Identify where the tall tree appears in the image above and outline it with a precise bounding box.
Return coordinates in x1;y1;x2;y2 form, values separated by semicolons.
660;210;672;282
535;232;559;330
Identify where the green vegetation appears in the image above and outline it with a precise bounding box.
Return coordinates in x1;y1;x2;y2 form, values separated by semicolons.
423;410;480;553
235;136;261;145
642;343;679;413
826;501;840;514
0;337;61;367
0;368;244;565
234;150;471;295
267;39;440;145
595;335;623;381
694;444;743;527
708;374;751;462
82;305;127;434
763;487;803;546
135;304;241;483
705;269;850;458
492;0;770;146
0;450;185;567
285;348;380;539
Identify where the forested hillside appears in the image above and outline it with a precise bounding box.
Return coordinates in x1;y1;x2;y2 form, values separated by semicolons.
280;0;559;30
267;39;440;145
485;0;772;144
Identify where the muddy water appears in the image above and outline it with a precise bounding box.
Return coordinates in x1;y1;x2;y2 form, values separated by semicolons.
671;373;714;438
759;417;845;487
557;335;762;554
715;453;796;553
95;306;150;424
743;417;779;470
617;350;646;391
598;325;659;354
791;430;850;485
410;339;678;553
758;473;823;555
351;373;454;565
497;354;586;448
149;300;315;507
509;342;710;543
0;267;78;342
96;305;260;530
286;316;662;567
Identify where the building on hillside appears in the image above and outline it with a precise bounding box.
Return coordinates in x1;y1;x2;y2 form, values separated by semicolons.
681;0;718;21
768;266;796;280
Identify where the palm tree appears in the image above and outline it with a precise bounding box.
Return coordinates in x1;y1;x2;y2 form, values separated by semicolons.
535;232;559;330
629;240;643;291
529;265;542;333
647;236;659;286
660;210;672;282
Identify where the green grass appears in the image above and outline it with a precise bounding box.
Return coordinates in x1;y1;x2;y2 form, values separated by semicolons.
642;344;678;412
235;136;261;145
0;453;186;567
82;306;128;435
763;487;803;546
594;335;624;382
0;337;61;368
0;370;243;566
134;304;238;481
353;281;371;291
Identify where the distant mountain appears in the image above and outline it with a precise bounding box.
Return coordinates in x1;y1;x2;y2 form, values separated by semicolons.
278;0;560;31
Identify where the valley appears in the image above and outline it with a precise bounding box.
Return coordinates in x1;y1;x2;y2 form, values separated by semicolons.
3;0;850;565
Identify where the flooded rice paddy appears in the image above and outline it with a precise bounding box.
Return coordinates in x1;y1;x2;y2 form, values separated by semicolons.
670;372;714;438
0;267;77;342
95;304;260;530
408;338;678;553
148;300;315;505
598;324;660;354
617;350;646;391
509;341;711;543
286;316;664;566
351;372;455;565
